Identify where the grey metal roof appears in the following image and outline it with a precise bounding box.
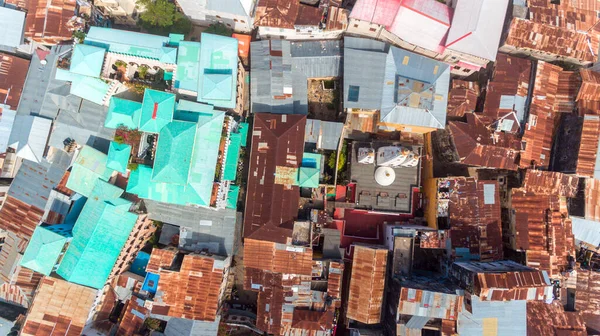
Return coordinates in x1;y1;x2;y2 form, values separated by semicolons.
571;216;600;247
457;295;526;336
0;7;25;49
7;115;52;163
163;317;221;336
344;36;388;52
145;200;239;257
0;106;16;153
251;39;342;115
343;47;387;109
8;159;64;209
206;0;251;16
305;119;343;151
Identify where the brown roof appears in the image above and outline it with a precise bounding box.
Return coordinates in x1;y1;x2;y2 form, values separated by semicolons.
482;54;531;121
576;115;600;177
0;265;43;308
255;271;285;335
504;17;599;63
254;0;299;29
522;170;579;197
145;248;176;273
521;62;581;169
347;245;387;324
0;196;44;241
21;277;97;336
326;261;344;305
4;0;78;44
510;189;574;277
55;170;74;196
447;80;479;118
326;6;349;31
255;0;346;30
447;113;520;170
576;268;600;330
116;297;147;336
474;271;552;301
527;301;587;336
244;113;306;242
528;0;600;32
243;238;313;277
290;310;334;332
0;53;30;110
152;254;224;321
585;178;600;221
447;177;503;261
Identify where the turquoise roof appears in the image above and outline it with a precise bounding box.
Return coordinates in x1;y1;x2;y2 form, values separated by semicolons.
55;69;110;105
198;33;238;109
106;97;142;129
85;27;177;63
169;33;185;46
174;100;214;122
223;132;241;181
226;185;239;209
69;44;106;78
66;146;116;197
21;226;70;275
127;164;187;204
176;41;201;93
239;122;249;147
296;153;321;188
152;121;197;185
56;181;137;289
140;89;175;133
107;141;131;173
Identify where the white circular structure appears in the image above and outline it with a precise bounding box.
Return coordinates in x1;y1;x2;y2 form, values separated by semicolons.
375;167;396;186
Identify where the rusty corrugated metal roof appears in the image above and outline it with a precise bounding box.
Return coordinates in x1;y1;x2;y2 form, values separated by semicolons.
4;0;78;44
504;17;599;63
244;113;306;242
446;177;503;261
145;248;177;273
116;297;147;336
527;301;587;336
0;53;30;110
347;245;388;324
482;53;531;121
0;196;44;241
522;170;579;197
576;115;600;177
576;268;600;328
528;0;600;32
447;113;520;170
21;277;97;336
255;0;347;30
398;287;463;320
447;80;479;118
584;178;600;221
243;238;313;276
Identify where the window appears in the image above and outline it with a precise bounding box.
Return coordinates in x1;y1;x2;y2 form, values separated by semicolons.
369;27;376;32
241;20;246;23
348;85;360;102
462;68;470;73
234;18;238;22
354;24;358;28
454;65;460;70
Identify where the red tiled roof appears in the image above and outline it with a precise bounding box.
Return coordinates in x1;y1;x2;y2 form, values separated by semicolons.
0;53;30;110
243;113;306;242
527;301;587;336
347;245;388;324
447;177;503;261
522;170;579;197
447;113;520;170
116;298;147;336
447;80;479;118
504;18;599;63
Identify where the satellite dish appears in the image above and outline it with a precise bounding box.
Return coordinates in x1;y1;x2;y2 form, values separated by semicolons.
374;167;395;186
40;59;47;65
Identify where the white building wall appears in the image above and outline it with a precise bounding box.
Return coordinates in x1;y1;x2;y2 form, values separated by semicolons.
176;0;254;33
257;26;344;40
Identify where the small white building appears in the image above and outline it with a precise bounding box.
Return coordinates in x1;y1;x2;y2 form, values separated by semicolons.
176;0;257;33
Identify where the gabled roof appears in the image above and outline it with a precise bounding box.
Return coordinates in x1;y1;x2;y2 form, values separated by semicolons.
69;44;106;78
206;0;254;17
152;121;197;185
66;146;116;197
85;27;177;63
55;68;111;105
198;33;238;109
254;0;299;29
105;97;142;129
139;89;175;133
107;141;131;173
0;7;25;49
347;245;388;324
0;52;29;110
175;41;201;93
7;115;52;163
20;226;69;275
445;0;508;61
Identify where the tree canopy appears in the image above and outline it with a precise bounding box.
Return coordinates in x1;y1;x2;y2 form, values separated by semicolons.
136;0;191;35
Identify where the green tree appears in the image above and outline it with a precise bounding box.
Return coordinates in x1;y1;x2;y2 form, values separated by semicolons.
205;23;233;37
136;0;192;35
72;30;86;43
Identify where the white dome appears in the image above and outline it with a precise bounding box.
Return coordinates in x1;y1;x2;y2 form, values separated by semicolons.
374;167;396;186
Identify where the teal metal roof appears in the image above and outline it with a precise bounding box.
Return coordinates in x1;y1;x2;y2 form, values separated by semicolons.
66;146;116;197
296;153;321;188
198;33;238;109
84;27;177;63
152;121;197;185
55;69;110;105
176;41;201;93
56;181;137;289
226;185;239;209
169;33;185;46
239;122;248;147
174;100;215;122
70;44;106;78
127;164;188;204
223;132;241;181
140;89;175;133
20;226;70;275
105;97;142;129
107;141;131;173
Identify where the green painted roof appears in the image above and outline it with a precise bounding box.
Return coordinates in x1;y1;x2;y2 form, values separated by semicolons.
56;181;137;289
69;44;106;78
127;164;187;204
197;33;238;109
105;97;142;129
55;69;110;105
176;41;201;93
152;121;197;185
66;146;116;197
139;89;175;133
169;33;185;46
174;100;215;122
107;141;131;173
239;122;249;147
20;226;69;275
226;185;239;209
223;132;241;181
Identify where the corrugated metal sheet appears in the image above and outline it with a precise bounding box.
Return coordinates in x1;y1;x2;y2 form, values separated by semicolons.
5;0;78;44
398;287;462;320
528;0;600;31
504;17;599;63
304;119;343;151
576;268;600;326
243;239;313;276
243;113;305;242
522;170;579;197
527;301;586;335
448;113;520;170
343;38;388;110
146;248;177;273
0;53;29;110
447;80;479;118
576;115;600;177
458;296;527;336
347;245;388;324
584;178;600;221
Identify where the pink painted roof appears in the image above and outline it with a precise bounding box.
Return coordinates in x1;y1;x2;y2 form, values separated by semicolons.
349;0;402;27
401;0;452;25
